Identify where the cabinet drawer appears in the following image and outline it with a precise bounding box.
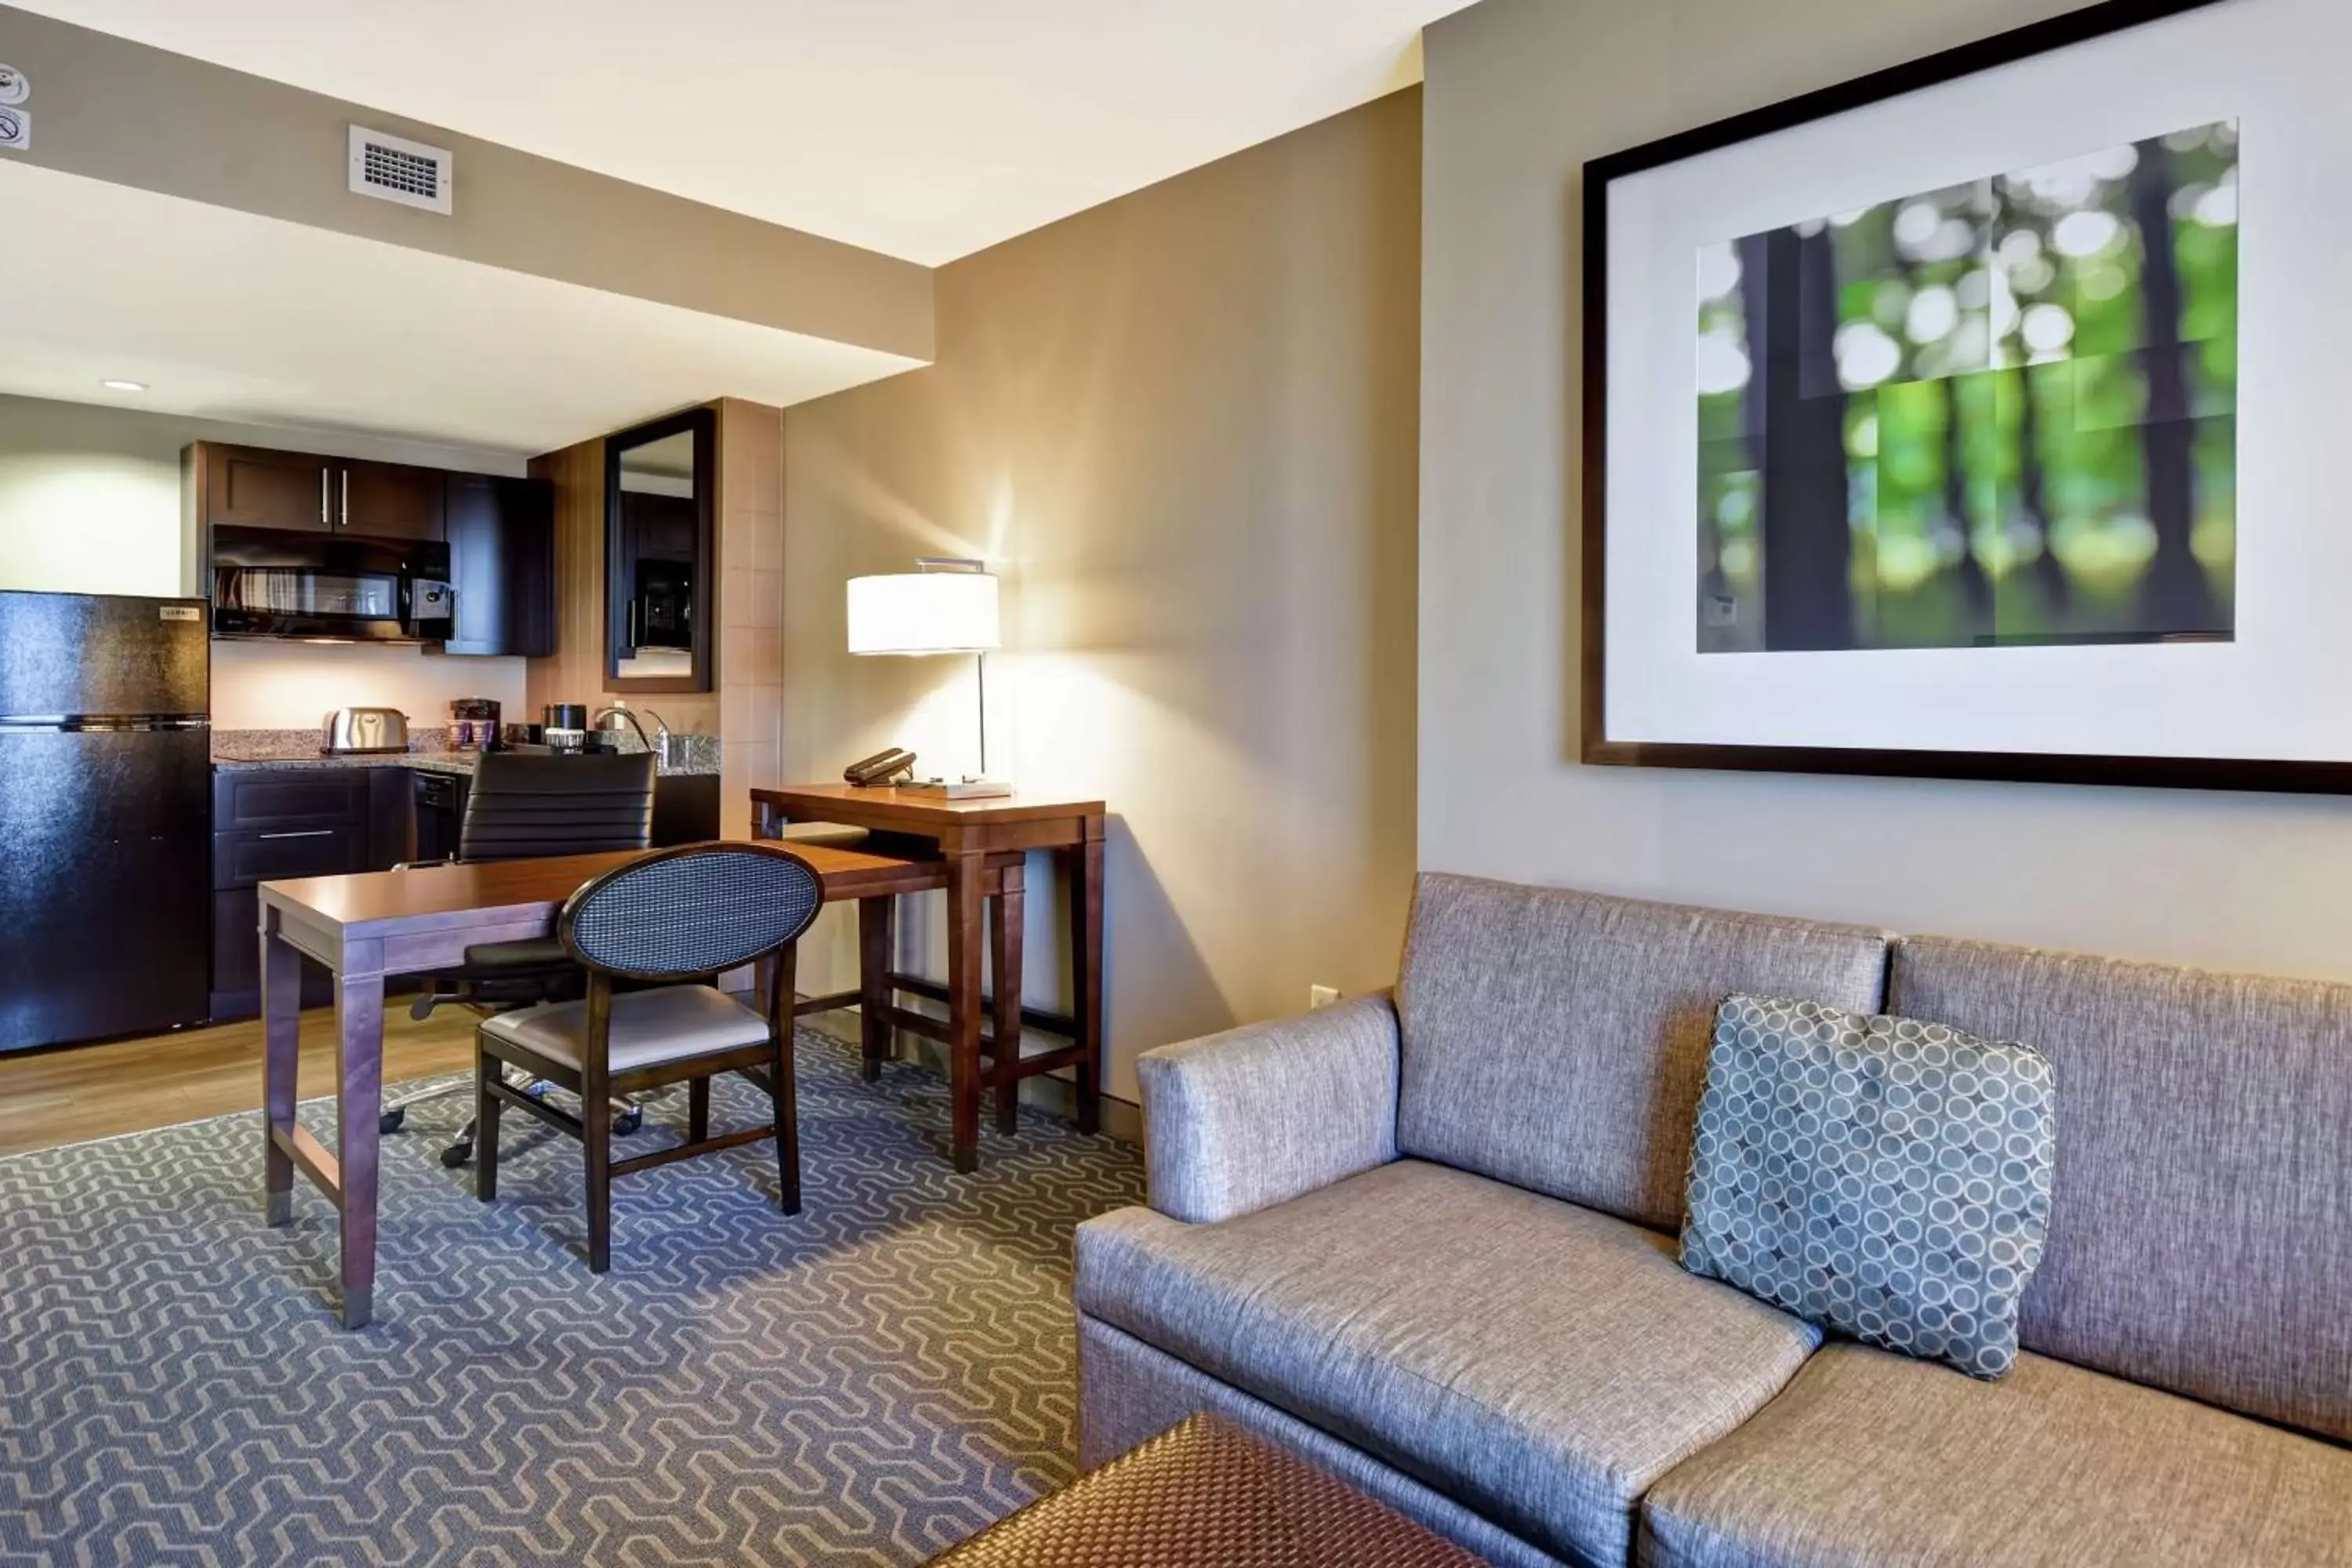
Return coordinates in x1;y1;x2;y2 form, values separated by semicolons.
212;768;370;830
212;824;369;890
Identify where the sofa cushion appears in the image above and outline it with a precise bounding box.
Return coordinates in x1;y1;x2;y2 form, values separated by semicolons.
1682;995;2056;1379
1641;1343;2352;1568
1073;1160;1821;1566
1891;938;2352;1443
1397;876;1891;1230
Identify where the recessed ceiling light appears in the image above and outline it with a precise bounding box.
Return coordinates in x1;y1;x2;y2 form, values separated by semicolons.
100;379;147;393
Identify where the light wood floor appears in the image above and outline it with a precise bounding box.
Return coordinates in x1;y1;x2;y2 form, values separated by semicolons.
0;1007;482;1160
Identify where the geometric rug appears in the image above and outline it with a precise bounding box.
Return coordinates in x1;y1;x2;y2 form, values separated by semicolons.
0;1029;1146;1566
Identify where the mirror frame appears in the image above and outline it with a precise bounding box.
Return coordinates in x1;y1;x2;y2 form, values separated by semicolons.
603;405;717;695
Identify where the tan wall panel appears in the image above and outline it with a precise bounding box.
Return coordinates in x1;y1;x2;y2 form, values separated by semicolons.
782;89;1424;1105
528;398;785;821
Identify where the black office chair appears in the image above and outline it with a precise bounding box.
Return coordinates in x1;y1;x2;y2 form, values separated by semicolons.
380;751;657;1153
474;841;825;1273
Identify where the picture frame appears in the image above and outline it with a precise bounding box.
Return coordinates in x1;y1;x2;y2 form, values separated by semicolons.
1577;0;2352;793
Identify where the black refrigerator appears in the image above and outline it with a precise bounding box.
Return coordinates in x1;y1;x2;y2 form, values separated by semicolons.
0;591;212;1052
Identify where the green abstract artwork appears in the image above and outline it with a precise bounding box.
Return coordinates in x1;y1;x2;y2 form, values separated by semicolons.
1697;121;2239;653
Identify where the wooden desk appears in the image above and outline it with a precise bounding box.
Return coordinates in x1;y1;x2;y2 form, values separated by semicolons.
258;841;941;1330
749;786;1107;1174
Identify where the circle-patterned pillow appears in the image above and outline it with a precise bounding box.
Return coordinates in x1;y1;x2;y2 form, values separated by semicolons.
1679;994;2056;1380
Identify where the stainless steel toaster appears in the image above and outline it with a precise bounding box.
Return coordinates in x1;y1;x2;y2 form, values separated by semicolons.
322;706;409;755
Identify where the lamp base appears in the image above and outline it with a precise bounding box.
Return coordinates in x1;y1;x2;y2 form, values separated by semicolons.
901;775;1014;800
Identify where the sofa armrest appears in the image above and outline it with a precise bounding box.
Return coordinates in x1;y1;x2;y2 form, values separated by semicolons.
1136;993;1399;1225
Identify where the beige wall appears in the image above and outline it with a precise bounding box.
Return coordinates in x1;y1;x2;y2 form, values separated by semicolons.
1418;0;2352;984
0;3;932;361
0;392;527;726
782;89;1424;1104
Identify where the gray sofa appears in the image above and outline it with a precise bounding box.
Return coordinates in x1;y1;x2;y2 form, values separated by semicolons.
1072;874;2352;1567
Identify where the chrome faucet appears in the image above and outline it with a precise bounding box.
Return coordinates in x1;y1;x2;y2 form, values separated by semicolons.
593;703;673;765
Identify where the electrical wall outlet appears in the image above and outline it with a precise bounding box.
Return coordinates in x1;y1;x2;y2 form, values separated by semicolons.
1308;984;1341;1011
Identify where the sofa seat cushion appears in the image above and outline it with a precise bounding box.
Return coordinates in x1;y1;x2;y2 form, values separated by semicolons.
1074;1160;1821;1567
1641;1344;2352;1568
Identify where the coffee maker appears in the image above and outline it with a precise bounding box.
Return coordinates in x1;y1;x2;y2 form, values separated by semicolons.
542;702;589;755
449;697;502;752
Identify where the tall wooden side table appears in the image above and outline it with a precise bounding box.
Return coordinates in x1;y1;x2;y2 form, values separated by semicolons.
748;785;1106;1172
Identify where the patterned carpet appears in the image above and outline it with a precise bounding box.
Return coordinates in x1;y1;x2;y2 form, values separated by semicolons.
0;1029;1145;1566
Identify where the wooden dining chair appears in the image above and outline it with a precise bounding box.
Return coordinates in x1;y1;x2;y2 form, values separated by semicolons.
472;840;824;1273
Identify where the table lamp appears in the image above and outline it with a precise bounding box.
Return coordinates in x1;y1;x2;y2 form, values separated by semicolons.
846;557;1011;798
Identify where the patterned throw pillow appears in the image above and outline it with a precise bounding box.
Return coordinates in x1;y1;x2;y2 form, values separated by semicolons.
1680;995;2056;1379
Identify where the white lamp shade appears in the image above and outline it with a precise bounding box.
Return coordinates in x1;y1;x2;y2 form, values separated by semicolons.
847;571;1000;655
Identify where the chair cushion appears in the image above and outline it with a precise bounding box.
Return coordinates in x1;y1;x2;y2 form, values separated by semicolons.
481;984;773;1073
1073;1160;1820;1566
1397;875;1892;1230
456;937;572;976
1682;995;2056;1380
1641;1342;2352;1568
1891;937;2352;1443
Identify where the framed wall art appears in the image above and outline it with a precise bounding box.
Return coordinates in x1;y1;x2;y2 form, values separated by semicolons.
1584;0;2352;793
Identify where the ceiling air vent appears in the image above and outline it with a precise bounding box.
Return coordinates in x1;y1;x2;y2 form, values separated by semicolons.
348;125;452;215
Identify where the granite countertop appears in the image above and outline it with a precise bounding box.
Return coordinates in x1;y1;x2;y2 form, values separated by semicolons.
211;728;722;777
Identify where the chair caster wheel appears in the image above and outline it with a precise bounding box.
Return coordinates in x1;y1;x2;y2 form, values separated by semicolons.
379;1106;407;1134
615;1107;644;1137
440;1142;474;1169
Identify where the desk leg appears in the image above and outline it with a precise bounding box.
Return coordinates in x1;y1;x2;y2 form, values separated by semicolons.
260;921;303;1227
335;970;387;1330
858;895;895;1083
1063;830;1105;1137
990;860;1025;1135
945;848;986;1174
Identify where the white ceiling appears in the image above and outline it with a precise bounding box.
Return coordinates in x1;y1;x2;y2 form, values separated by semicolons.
11;0;1468;265
0;159;924;452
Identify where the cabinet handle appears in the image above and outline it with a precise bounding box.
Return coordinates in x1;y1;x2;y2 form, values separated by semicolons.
258;829;335;841
340;469;349;528
320;469;330;524
630;599;641;649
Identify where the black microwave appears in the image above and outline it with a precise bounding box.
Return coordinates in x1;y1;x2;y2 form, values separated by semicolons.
210;527;454;644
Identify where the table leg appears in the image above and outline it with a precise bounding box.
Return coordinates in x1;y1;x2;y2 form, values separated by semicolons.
945;848;986;1174
858;895;895;1083
335;971;387;1330
990;860;1025;1135
1064;829;1105;1137
260;921;303;1227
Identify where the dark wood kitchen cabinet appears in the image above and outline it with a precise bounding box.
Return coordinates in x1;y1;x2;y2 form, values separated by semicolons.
442;474;555;656
339;459;445;540
194;444;336;532
209;768;412;1018
188;443;445;541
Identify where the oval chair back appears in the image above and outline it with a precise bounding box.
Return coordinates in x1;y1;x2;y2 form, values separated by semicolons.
557;840;825;982
477;841;829;1275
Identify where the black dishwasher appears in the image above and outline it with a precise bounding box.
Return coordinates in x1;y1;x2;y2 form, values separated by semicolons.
412;770;468;863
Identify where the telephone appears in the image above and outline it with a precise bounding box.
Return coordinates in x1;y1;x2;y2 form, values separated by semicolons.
844;747;917;788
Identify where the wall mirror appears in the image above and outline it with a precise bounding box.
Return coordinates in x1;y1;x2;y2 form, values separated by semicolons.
604;405;715;693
